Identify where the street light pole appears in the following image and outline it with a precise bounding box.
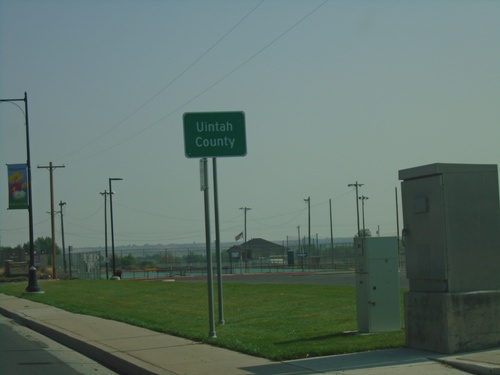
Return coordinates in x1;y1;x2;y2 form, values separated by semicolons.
0;92;40;293
109;178;123;277
100;190;111;279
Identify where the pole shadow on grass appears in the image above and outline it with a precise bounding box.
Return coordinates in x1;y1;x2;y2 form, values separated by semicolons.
275;331;359;345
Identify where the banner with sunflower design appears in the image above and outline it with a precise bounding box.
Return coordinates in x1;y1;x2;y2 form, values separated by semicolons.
7;164;29;209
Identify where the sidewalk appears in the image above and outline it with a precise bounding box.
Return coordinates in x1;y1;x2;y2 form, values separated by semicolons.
1;293;499;375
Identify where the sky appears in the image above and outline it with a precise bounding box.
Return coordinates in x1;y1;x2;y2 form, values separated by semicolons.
1;0;499;250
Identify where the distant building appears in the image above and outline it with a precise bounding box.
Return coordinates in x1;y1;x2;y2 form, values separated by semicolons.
227;238;287;263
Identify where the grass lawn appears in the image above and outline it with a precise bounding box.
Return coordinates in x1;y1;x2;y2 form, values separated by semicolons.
0;279;405;360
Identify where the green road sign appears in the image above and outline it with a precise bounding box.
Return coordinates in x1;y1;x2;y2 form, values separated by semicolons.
183;111;246;158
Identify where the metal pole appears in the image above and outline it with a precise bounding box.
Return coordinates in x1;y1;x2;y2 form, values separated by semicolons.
109;180;115;276
359;195;369;237
304;197;311;258
212;158;224;324
68;246;73;279
362;198;365;235
329;199;334;269
348;182;364;236
239;207;251;272
0;93;40;292
100;190;110;279
395;187;401;268
59;201;67;273
202;158;216;338
109;178;123;276
24;93;38;291
297;225;303;271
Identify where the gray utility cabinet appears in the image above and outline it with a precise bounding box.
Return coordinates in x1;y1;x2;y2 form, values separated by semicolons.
399;163;500;354
354;236;400;333
399;163;500;293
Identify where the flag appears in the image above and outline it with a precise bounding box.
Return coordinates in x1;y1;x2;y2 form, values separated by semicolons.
235;231;243;241
7;164;28;210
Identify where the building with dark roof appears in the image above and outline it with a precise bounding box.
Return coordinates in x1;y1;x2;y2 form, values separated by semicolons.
227;238;287;263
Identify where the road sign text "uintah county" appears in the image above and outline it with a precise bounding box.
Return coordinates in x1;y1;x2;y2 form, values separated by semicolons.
183;111;246;158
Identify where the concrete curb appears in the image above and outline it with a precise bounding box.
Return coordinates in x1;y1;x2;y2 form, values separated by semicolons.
437;357;500;375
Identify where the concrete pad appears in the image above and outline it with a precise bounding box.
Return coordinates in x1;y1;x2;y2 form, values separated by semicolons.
123;343;294;375
283;349;439;373
438;349;500;375
98;333;197;351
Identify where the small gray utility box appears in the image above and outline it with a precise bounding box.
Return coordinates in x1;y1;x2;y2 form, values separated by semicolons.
354;236;400;333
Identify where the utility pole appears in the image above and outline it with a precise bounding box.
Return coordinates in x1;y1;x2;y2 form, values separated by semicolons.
304;197;311;257
329;199;334;268
348;181;364;236
359;195;369;237
109;178;123;277
100;190;112;279
58;201;67;273
38;162;65;279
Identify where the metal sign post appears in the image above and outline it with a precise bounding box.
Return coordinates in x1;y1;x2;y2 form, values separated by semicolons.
201;158;216;338
185;111;246;338
213;157;224;325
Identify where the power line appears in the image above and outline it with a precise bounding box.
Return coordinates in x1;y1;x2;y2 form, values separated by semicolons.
61;0;329;164
56;1;265;164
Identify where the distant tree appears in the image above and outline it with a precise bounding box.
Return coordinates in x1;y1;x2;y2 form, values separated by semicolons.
355;229;372;238
120;254;136;268
22;237;60;254
184;253;206;264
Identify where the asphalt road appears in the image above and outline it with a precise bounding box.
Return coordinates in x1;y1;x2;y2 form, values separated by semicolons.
176;270;410;289
0;315;118;375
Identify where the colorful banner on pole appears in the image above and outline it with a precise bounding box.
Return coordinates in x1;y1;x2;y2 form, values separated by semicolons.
7;164;29;210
